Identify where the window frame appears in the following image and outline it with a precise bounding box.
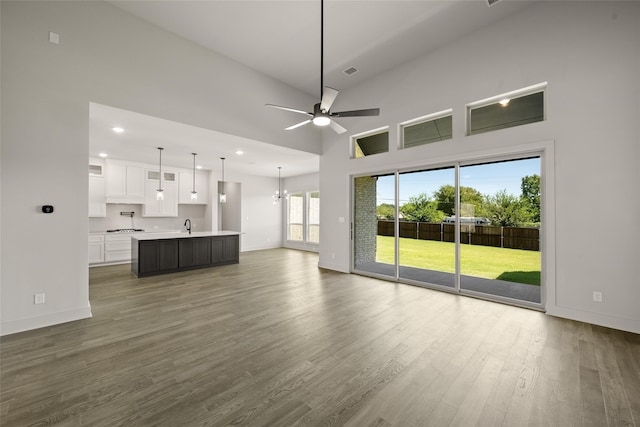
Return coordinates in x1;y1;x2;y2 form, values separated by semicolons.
285;190;320;250
466;82;547;136
351;126;390;159
399;109;453;150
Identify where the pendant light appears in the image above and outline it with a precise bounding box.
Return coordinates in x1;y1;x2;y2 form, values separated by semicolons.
156;147;164;201
273;166;287;203
219;157;227;203
190;153;198;201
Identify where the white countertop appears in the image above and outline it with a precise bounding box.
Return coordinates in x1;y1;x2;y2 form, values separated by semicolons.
132;231;240;241
89;230;182;236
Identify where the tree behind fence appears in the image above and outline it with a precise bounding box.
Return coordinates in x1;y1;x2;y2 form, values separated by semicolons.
377;220;539;251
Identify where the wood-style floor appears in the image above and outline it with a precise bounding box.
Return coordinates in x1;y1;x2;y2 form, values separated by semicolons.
1;248;639;426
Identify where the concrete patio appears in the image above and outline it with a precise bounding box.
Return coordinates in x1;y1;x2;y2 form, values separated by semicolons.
354;261;541;304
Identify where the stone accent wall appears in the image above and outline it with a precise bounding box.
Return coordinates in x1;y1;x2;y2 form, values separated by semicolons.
354;176;378;265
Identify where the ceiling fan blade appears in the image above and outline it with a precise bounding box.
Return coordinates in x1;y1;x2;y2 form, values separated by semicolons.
328;119;347;134
285;119;312;130
266;104;313;116
320;87;339;112
332;108;380;117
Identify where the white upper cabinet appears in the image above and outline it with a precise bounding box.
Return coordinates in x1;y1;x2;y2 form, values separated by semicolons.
178;170;209;204
88;158;106;217
105;160;145;203
143;169;178;217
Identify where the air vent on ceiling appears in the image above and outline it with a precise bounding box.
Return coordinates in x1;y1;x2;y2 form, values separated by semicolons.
486;0;503;6
343;66;359;76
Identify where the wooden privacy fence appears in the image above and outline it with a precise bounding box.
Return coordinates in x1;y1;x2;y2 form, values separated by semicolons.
377;220;540;251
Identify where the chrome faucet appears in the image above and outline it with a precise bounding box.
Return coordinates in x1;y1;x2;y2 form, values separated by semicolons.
184;218;192;234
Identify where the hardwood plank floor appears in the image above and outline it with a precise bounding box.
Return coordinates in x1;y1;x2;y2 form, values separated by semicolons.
1;248;639;426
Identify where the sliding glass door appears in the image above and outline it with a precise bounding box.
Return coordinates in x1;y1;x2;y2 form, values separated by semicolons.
398;167;456;288
353;155;542;308
459;158;541;303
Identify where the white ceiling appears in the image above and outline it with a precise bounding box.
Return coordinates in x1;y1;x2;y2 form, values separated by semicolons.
92;0;532;176
89;103;319;177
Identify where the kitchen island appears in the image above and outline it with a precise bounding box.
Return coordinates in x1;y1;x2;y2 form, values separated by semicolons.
131;231;240;277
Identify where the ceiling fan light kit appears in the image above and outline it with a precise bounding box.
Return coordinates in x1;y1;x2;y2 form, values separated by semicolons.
266;0;380;135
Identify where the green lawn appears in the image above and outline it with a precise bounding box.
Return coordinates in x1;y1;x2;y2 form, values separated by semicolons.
376;236;540;285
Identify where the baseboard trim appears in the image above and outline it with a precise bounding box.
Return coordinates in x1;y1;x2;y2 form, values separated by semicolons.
547;305;640;334
241;243;282;252
0;305;93;336
318;260;349;273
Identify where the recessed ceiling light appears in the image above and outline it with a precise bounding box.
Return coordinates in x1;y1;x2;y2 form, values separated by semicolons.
499;99;510;106
196;165;203;170
236;150;244;155
112;127;124;133
99;152;108;158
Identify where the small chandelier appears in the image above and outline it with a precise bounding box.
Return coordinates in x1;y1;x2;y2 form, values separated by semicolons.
273;166;287;203
219;157;227;203
156;147;164;201
190;153;198;201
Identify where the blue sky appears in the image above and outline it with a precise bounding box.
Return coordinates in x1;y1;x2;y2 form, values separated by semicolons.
376;157;540;206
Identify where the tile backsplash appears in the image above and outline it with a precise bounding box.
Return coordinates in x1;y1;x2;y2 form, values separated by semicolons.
89;204;208;233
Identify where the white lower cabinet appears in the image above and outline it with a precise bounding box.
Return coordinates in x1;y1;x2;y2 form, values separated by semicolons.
88;235;105;264
89;234;137;266
104;235;133;262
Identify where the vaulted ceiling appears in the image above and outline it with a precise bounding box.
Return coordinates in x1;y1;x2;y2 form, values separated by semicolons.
110;0;531;97
92;0;533;175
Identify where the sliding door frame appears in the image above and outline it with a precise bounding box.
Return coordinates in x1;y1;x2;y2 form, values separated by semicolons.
351;141;554;311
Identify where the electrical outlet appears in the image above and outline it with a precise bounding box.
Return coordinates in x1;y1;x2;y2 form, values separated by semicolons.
593;291;602;302
34;293;45;304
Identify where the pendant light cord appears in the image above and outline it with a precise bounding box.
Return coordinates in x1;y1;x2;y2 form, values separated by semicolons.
320;0;324;99
158;147;163;191
192;153;196;192
221;157;225;194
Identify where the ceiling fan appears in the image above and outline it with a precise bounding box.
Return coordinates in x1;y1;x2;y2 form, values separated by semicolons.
266;0;380;135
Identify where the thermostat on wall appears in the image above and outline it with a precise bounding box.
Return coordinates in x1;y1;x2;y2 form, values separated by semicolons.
42;205;54;214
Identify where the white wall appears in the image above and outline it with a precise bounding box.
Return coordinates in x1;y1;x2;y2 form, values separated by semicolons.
0;1;318;335
232;172;284;252
319;1;640;333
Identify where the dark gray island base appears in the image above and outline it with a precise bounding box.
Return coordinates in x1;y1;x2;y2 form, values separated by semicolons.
131;231;239;277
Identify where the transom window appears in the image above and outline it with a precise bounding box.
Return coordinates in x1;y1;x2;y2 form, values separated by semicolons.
352;127;389;158
400;110;453;149
468;84;546;135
